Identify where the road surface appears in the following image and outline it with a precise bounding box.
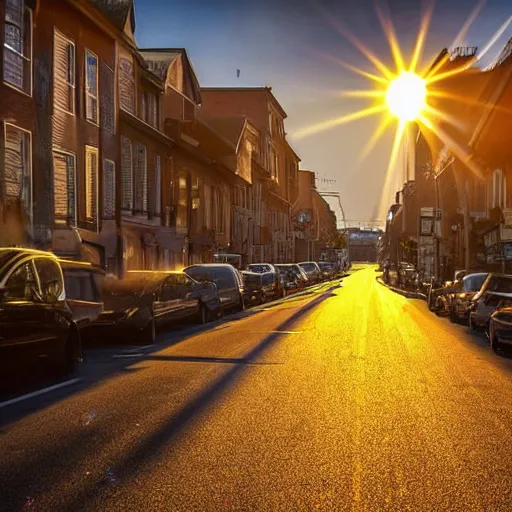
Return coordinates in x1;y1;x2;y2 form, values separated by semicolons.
2;266;512;511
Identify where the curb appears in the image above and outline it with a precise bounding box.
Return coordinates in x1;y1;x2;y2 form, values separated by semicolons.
376;276;426;300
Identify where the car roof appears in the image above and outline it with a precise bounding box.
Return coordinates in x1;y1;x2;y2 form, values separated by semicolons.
185;264;234;269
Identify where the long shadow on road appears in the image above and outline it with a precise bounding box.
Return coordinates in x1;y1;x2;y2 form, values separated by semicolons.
47;287;338;511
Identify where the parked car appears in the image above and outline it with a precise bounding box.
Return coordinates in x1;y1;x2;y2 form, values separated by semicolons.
489;305;512;352
184;264;244;313
275;264;309;289
449;272;488;324
298;262;322;284
317;261;337;280
241;271;264;307
468;273;512;331
97;270;221;344
260;271;285;301
0;248;80;377
247;263;276;274
275;264;305;293
58;259;105;341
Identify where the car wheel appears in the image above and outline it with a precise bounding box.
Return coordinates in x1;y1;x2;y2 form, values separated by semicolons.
449;308;456;323
490;325;501;353
469;314;478;331
237;295;244;312
142;317;156;344
57;326;80;377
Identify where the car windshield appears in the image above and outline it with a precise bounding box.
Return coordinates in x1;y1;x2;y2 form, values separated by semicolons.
464;274;488;292
261;273;275;286
184;267;215;283
248;264;271;273
300;263;317;272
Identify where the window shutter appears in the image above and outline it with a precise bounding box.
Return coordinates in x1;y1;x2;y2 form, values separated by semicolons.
119;58;135;113
53;152;75;226
121;136;133;210
155;155;161;216
103;159;115;219
85;147;98;223
4;125;31;217
54;31;74;112
101;64;114;133
134;144;147;214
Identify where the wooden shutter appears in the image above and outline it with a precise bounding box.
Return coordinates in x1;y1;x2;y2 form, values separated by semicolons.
119;58;135;113
121;136;133;211
134;144;147;214
101;63;114;133
53;152;75;226
54;31;74;113
103;159;115;219
85;147;98;224
155;155;161;216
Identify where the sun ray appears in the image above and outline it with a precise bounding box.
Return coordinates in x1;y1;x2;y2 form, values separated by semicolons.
418;115;484;179
429;89;512;114
475;15;512;65
409;1;434;73
375;2;405;72
378;121;406;218
427;62;475;84
294;105;387;139
357;115;393;164
313;50;389;85
423;104;467;131
339;89;386;99
424;0;484;78
327;17;395;80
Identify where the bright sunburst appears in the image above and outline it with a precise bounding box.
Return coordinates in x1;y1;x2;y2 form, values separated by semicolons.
293;3;512;220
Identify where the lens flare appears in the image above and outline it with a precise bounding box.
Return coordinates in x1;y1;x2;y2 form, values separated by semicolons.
293;3;509;220
386;72;427;122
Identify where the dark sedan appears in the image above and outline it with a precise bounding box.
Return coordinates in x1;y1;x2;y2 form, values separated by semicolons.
298;262;322;284
96;270;221;344
241;271;264;307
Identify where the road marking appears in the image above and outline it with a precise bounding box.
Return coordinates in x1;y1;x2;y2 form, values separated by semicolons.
112;353;144;358
0;378;81;409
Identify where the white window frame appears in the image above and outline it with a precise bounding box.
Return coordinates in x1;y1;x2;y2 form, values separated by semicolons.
85;49;99;125
3;122;33;223
53;29;75;115
85;145;99;230
103;158;116;220
52;149;77;227
3;1;32;97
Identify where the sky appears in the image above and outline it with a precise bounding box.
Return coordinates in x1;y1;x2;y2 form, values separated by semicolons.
134;0;512;227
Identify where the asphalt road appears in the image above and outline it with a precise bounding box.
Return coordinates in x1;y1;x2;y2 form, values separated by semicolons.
2;266;512;511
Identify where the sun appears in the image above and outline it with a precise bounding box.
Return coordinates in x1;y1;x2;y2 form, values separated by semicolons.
386;71;427;122
292;3;510;221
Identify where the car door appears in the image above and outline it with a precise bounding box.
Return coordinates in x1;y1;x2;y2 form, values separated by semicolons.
153;276;182;325
180;274;201;317
217;268;237;308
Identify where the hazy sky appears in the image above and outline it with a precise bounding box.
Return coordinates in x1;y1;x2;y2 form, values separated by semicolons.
134;0;511;226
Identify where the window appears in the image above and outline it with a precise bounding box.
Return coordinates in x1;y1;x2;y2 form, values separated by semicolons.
63;270;100;302
4;261;39;302
4;0;32;94
134;144;147;214
53;151;76;227
121;136;133;211
53;30;75;113
141;91;158;127
101;63;115;133
34;258;63;303
3;123;32;221
492;169;506;210
155;155;161;216
85;50;98;124
119;57;135;113
103;159;115;220
85;146;99;226
176;175;188;227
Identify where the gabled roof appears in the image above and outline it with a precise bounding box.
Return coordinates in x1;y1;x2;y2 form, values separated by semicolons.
89;0;135;32
139;48;202;106
199;116;248;152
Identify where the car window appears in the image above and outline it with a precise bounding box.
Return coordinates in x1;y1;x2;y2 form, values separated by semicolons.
185;267;215;283
63;270;100;302
261;273;275;286
34;258;64;303
3;261;40;302
216;268;235;288
464;275;487;292
488;276;512;293
248;264;271;273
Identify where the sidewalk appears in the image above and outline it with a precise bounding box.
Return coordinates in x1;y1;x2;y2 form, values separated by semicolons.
376;276;427;300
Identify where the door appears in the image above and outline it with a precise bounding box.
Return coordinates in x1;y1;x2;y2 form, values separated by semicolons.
0;259;57;367
179;274;201;317
153;277;182;325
